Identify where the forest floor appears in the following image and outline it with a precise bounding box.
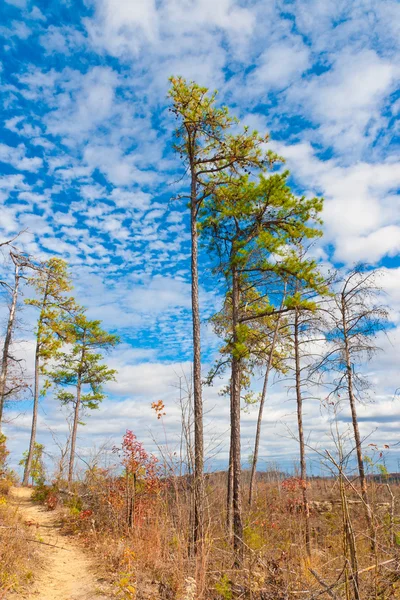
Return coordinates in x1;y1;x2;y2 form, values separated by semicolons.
8;487;112;600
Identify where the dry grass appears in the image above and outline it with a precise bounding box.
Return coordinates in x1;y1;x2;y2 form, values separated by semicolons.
0;484;41;597
40;470;400;599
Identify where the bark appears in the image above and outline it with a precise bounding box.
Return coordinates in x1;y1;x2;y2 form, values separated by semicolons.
68;373;81;486
339;470;360;600
0;259;20;431
23;277;50;486
294;308;311;557
23;338;40;485
226;413;233;535
231;266;243;564
248;363;270;507
190;164;204;550
341;294;375;549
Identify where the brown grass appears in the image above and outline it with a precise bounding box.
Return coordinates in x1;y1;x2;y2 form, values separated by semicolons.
42;470;400;600
0;484;41;597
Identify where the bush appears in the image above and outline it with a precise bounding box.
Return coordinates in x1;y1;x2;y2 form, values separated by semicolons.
31;484;58;507
0;435;18;498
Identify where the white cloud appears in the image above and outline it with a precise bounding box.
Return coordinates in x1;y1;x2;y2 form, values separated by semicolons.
29;6;46;21
107;360;192;396
250;38;310;91
83;144;156;186
0;143;42;172
110;189;152;210
164;0;254;37
0;20;31;39
335;226;400;264
85;0;254;60
127;275;191;313
40;25;87;55
288;49;398;152
45;66;118;138
85;0;158;57
273;141;400;264
4;0;26;8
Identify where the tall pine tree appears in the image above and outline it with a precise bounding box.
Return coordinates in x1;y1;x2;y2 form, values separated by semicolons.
169;77;271;549
202;171;324;561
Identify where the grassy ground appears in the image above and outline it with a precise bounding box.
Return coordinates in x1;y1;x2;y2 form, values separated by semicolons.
35;473;400;599
0;484;41;597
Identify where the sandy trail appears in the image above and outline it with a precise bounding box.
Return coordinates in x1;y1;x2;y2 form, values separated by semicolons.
9;487;111;600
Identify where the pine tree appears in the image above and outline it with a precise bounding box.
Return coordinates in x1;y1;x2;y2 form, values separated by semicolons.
169;77;271;550
48;313;119;485
20;442;45;486
202;172;324;561
23;258;77;486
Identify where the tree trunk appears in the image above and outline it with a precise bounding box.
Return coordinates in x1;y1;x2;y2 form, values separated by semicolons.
0;260;20;431
248;364;270;507
248;295;285;506
226;413;233;535
68;374;81;486
23;339;40;486
294;308;311;557
23;276;51;487
341;294;375;549
231;266;243;564
190;168;204;550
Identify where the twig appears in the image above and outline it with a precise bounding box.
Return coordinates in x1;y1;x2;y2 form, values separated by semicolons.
342;558;396;578
24;537;72;551
309;569;340;599
0;527;72;551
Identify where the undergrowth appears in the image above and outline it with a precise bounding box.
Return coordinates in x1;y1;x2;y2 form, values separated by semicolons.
0;436;40;597
33;431;400;599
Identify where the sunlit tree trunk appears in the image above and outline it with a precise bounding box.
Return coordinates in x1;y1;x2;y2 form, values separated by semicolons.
231;265;243;564
248;365;270;507
226;407;233;535
190;158;205;552
68;373;82;486
23;338;40;486
23;280;50;486
294;308;311;557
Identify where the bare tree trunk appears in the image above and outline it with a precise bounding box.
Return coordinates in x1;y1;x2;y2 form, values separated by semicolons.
339;468;360;600
231;266;243;564
294;308;311;557
248;364;270;507
248;292;285;506
23;340;40;486
226;417;233;535
68;374;81;486
190;167;204;551
0;259;20;431
341;294;375;549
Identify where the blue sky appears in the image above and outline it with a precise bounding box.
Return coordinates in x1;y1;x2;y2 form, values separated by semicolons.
1;0;400;474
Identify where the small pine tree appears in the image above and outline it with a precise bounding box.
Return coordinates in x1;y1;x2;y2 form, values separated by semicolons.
47;313;119;485
23;258;78;485
19;443;45;486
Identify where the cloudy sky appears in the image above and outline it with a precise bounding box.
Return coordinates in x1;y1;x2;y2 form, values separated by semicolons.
1;0;400;474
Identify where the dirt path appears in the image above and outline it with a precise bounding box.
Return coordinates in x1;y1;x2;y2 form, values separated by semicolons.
9;487;111;600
